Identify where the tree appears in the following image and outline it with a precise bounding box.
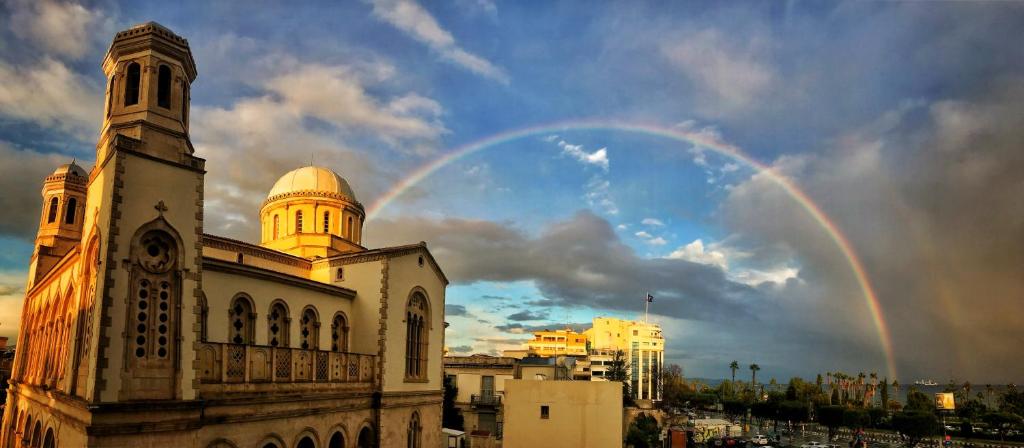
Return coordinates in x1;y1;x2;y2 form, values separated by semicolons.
730;361;740;386
999;386;1024;416
442;376;464;430
891;411;939;448
724;399;747;422
843;408;869;430
880;378;890;412
626;412;661;448
982;412;1023;441
661;364;688;408
750;364;761;390
831;388;840;405
608;349;634;406
818;406;845;441
905;387;934;412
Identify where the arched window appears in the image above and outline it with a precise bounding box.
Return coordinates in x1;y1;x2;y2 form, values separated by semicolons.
329;432;345;448
130;230;178;364
295;210;303;234
297;436;315;448
157;65;172;109
405;291;430;380
267;301;289;347
300;307;319;350
106;75;114;116
229;295;255;344
273;215;280;239
42;428;54;448
199;293;209;342
64;197;77;224
346;217;353;238
46;197;58;223
331;313;349;352
124;62;141;106
407;412;421;448
357;427;373;448
335;267;344;281
323;211;330;233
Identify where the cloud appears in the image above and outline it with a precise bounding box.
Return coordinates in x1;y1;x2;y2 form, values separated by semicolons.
367;0;509;84
445;304;470;317
641;218;664;227
0;57;103;138
667;239;728;270
661;29;776;115
448;345;473;353
507;310;547;321
0;142;86;239
557;140;609;171
495;322;590;334
0;270;27;338
647;237;667;246
635;231;652;239
192;60;446;240
7;0;106;59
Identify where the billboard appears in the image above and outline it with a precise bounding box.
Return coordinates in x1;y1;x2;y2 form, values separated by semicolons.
935;392;956;410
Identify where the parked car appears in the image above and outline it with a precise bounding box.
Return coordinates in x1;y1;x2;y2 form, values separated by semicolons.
752;434;770;446
800;442;827;448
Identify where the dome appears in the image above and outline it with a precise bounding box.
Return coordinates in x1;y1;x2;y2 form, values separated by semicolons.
266;166;357;202
53;161;87;177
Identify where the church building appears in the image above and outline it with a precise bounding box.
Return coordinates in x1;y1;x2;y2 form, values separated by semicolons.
1;22;447;448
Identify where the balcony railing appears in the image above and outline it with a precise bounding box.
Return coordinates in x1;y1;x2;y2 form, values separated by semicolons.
196;342;375;387
470;393;501;406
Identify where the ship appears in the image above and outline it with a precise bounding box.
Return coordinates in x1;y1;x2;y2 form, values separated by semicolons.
914;379;939;386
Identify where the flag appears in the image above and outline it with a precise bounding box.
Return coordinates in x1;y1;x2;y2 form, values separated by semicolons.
646;294;654;303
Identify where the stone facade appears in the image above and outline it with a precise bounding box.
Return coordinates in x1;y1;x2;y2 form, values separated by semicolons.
1;22;446;448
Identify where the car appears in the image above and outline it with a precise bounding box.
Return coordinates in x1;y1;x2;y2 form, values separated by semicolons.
752;435;770;445
801;442;827;448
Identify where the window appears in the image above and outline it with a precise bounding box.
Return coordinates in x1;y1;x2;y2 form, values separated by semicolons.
405;291;429;379
273;215;280;239
335;267;344;281
157;65;171;108
323;211;330;233
124;62;141;106
540;405;550;419
131;230;178;360
300;307;318;349
407;412;421;448
63;197;76;224
106;75;114;116
346;216;353;237
296;210;303;234
267;301;289;347
229;295;254;344
331;313;349;352
199;294;208;342
46;197;58;223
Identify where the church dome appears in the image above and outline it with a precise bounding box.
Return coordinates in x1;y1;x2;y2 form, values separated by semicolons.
266;166;357;202
53;162;87;177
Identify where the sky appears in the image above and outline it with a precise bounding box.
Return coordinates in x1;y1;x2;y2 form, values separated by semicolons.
1;0;1023;383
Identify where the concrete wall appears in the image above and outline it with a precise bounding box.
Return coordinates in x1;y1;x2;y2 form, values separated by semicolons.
503;379;622;448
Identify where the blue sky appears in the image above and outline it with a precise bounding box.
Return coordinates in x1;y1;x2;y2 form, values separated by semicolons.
1;0;1023;383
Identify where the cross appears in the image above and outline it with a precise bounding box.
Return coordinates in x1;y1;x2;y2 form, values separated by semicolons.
154;200;168;216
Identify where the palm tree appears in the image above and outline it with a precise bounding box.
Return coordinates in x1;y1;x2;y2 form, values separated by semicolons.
730;361;739;384
750;363;761;389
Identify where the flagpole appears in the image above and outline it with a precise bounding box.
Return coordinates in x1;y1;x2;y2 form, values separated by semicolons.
645;291;649;323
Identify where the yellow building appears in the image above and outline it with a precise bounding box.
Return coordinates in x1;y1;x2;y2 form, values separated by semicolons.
584;317;665;401
1;22;447;448
525;328;588;356
502;380;622;448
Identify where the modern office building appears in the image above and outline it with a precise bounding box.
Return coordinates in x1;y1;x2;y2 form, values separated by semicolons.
584;317;664;401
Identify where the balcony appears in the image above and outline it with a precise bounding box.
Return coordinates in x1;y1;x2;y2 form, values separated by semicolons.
196;342;375;397
471;393;501;407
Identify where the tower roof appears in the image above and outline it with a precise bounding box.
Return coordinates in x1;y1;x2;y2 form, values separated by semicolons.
52;161;87;178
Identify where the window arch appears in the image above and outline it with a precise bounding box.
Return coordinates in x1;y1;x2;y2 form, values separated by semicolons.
335;267;344;281
328;431;345;448
346;217;353;238
357;427;373;448
64;197;77;224
323;211;330;233
124;62;141;106
267;300;290;347
157;65;172;109
46;197;58;223
229;294;255;344
407;412;421;448
199;293;209;342
405;291;430;380
331;312;349;352
273;215;280;239
42;427;54;448
300;307;319;349
295;210;304;234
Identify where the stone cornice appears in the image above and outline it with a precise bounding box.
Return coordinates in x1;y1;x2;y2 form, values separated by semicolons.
317;243;449;285
260;191;365;215
203;234;310;268
203;257;355;299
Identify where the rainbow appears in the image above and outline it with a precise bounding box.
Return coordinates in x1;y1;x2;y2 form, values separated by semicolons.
367;119;897;380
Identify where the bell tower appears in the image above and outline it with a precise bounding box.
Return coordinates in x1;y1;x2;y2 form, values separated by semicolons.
79;22;205;403
27;162;88;285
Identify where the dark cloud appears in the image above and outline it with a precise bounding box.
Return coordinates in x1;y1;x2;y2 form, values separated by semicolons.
493;322;592;335
445;304;470;317
507;310;547;321
448;345;473;353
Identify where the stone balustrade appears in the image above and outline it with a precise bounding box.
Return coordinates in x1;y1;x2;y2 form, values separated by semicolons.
195;342;375;395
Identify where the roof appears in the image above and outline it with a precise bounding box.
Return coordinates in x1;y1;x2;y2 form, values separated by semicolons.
53;161;87;177
266;166;357;202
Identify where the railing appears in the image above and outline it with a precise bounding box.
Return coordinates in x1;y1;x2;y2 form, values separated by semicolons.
470;393;501;406
196;342;375;385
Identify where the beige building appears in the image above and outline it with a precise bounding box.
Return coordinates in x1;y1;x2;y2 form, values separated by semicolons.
584;317;664;401
524;329;587;357
502;380;622;448
1;22;447;448
442;355;516;441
